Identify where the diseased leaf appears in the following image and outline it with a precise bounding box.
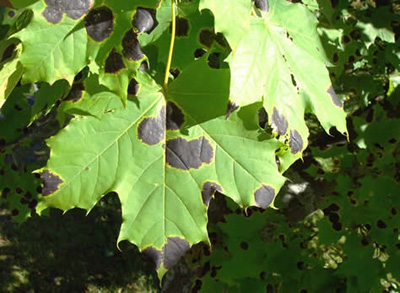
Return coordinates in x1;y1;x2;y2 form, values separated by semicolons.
38;60;285;279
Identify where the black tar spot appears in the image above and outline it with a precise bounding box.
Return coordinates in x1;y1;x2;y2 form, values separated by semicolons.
163;237;190;269
166;102;184;130
255;0;270;12
194;48;206;58
142;247;162;270
201;181;222;207
254;185;275;208
133;8;157;34
41;170;64;196
105;48;126;74
207;52;221;69
225;100;239;119
84;7;114;42
173;16;189;37
138;107;165;145
128;78;139;96
240;241;249;250
166;136;214;170
1;43;16;63
327;85;343;107
122;29;144;61
271;108;288;135
289;129;303;154
43;0;92;24
65;83;84;102
8;10;15;18
199;29;215;48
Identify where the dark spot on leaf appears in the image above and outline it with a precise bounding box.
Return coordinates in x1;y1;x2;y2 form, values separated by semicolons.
133;8;156;34
327;85;343;107
342;35;350;44
240;241;249;250
207;52;220;69
254;185;275;208
194;48;206;58
28;200;38;209
15;187;23;194
166;102;185;130
201;181;222;207
361;237;369;246
255;0;269;12
138;107;165;145
166;136;214;170
396;243;400;250
105;48;126;74
0;169;4;176
11;209;19;216
377;220;387;229
297;261;305;270
173;17;189;37
391;208;397;215
332;222;342;231
271;108;288;135
128;78;139;96
40;170;64;196
163;237;190;269
328;203;340;211
1;43;16;63
14;104;22;111
84;7;113;42
1;187;10;198
350;30;361;40
43;0;92;24
20;197;28;205
169;68;180;79
199;29;214;48
24;191;32;199
11;164;18;171
289;129;303;154
329;213;339;223
332;52;339;63
192;279;202;292
65;83;84;102
225;100;239;120
8;10;15;18
260;271;266;280
36;186;42;193
122;29;144;61
142;247;162;270
215;33;228;48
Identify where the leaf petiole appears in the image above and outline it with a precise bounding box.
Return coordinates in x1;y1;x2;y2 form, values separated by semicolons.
163;0;177;92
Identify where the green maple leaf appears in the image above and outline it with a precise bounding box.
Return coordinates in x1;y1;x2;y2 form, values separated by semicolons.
201;0;347;170
37;59;285;279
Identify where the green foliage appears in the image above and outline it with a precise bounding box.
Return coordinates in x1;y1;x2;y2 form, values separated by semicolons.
0;0;398;290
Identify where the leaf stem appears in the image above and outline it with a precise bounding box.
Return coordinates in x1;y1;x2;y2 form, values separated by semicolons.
163;0;177;91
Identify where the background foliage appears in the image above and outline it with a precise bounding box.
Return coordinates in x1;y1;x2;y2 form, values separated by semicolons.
0;0;399;291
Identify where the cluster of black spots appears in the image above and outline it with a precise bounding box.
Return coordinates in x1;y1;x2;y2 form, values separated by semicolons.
19;191;38;209
172;16;190;37
192;279;202;292
84;7;114;42
132;8;157;34
324;204;343;231
42;0;92;24
137;107;165;146
253;0;269;12
254;185;275;209
225;100;239;119
65;83;84;102
271;108;288;135
40;170;64;196
166;101;185;130
105;48;126;74
201;181;222;207
128;78;139;96
166;136;214;170
1;43;16;63
122;29;144;61
289;129;303;154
